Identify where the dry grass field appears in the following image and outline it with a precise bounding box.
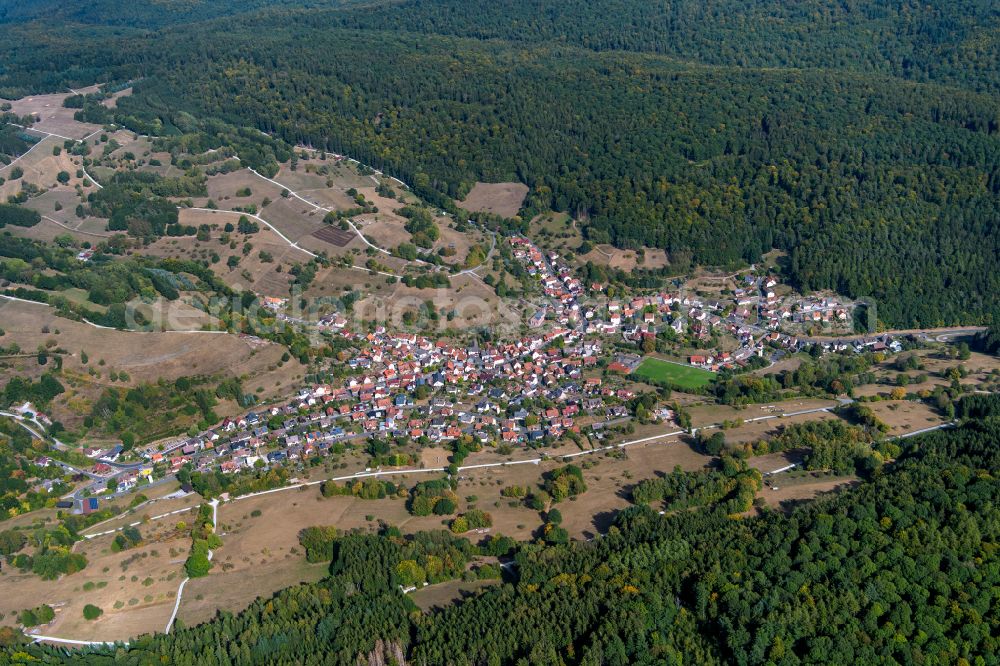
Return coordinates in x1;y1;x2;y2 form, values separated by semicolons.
580;244;669;271
0;135;98;201
205;171;282;210
0;298;305;426
176;559;329;628
95;131;155;166
756;475;858;512
5;210;111;244
852;348;1000;398
275;158;373;193
256;197;328;244
715;411;844;448
101;87;133;109
410;578;500;612
528;212;581;255
146;208;314;296
3;511;192;643
867;400;946;436
686;398;839;428
457;182;528;218
2;92;102;139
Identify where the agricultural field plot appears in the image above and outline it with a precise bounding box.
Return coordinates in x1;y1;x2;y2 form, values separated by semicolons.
905;349;1000;381
295;184;359;212
256;196;327;244
22;188;95;223
685;398;839;428
2;92;102;139
79;489;199;538
753;353;807;376
852;378;947;399
853;348;1000;398
279;156;377;191
353;218;409;254
270;166;332;194
129;295;223;332
7;209;111;244
311;225;355;247
177;558;329;628
457;182;528;218
92;131;155;166
527;212;582;256
436;219;491;269
713;410;844;448
634;356;716;389
138;151;187;178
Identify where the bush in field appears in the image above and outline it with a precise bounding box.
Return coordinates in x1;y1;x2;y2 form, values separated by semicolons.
298;526;338;563
450;509;492;533
543;465;587;502
184;541;212;577
408;478;458;516
19;605;55;627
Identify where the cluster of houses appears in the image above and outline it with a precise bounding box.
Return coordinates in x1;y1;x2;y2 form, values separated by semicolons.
53;248;904;486
738;275;851;329
509;237;583;326
136;323;658;476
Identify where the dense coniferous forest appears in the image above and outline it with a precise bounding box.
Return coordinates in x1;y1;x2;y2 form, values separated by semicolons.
0;1;999;325
7;397;1000;663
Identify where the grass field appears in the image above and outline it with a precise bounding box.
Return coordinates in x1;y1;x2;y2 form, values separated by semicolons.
634;357;716;389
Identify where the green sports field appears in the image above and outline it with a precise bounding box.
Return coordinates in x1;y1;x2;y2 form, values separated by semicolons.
633;357;716;390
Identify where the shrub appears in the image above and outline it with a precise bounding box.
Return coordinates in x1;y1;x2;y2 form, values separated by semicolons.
19;605;54;627
450;509;492;533
184;541;212;577
82;604;103;620
298;526;338;563
0;530;27;555
543;465;587;502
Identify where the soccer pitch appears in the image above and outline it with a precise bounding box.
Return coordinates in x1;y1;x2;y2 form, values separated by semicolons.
634;357;716;389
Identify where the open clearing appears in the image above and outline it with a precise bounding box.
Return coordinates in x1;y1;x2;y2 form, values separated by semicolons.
581;244;669;271
410;578;500;612
2;92;102;139
456;182;527;218
867;399;946;435
757;474;858;511
204;170;282;211
634;356;715;389
177;559;329;628
685;398;839;427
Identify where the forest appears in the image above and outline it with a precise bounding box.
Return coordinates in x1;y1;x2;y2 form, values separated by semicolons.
7;394;1000;663
0;2;996;325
